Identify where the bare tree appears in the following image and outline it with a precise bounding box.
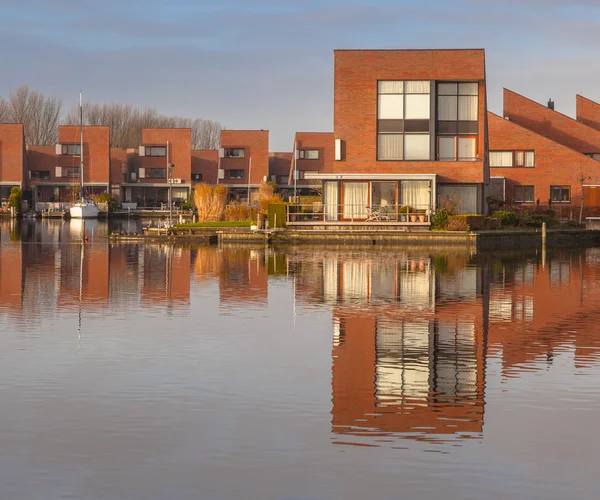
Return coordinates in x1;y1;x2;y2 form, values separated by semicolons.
3;86;62;145
64;102;222;149
0;97;7;122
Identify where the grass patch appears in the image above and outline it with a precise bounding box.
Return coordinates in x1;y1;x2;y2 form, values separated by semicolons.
175;221;253;228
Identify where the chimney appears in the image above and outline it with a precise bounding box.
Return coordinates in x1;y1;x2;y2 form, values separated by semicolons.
548;98;555;110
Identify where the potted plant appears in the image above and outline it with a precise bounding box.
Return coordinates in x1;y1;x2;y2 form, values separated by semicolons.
417;209;427;223
399;205;414;222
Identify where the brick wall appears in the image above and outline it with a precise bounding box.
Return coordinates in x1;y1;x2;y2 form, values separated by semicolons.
140;128;191;184
220;130;269;185
291;132;334;184
110;148;128;194
58;126;110;184
488;112;600;206
333;49;487;183
576;94;600;132
0;124;26;185
269;152;292;185
504;89;600;154
191;150;219;185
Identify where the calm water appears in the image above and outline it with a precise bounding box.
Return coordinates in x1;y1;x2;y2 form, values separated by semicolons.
1;219;600;499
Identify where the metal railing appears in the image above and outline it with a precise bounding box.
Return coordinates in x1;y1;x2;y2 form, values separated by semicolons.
286;204;432;224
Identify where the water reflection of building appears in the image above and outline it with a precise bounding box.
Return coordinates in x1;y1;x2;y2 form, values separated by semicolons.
291;250;487;444
0;240;24;312
140;245;191;307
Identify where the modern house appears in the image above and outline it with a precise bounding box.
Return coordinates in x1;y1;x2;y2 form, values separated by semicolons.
302;49;489;224
488;112;600;208
288;132;334;197
219;130;269;200
0;124;27;206
28;125;110;206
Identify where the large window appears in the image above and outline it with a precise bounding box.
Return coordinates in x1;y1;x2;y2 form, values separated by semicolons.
62;144;81;156
147;168;166;178
30;171;50;180
514;185;534;203
299;149;319;160
489;150;535;167
146;146;166;157
65;167;80;178
225;148;245;158
437;82;478;162
227;169;245;180
377;80;431;161
551;185;570;203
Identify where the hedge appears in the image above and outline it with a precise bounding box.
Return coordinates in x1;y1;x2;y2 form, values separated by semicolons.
268;204;287;228
491;210;518;227
447;214;486;231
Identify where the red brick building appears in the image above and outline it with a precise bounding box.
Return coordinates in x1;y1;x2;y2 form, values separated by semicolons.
269;152;292;191
307;49;489;221
488;112;600;207
28;126;110;205
191;150;219;187
219;130;269;200
123;128;191;207
288;132;334;197
576;95;600;135
0;124;27;204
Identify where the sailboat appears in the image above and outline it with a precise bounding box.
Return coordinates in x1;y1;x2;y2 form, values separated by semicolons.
70;91;99;219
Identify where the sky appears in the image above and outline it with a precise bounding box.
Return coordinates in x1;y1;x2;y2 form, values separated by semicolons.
1;0;600;150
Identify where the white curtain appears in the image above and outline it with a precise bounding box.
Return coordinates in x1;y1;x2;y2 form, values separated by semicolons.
324;181;339;221
378;81;403;94
459;82;478;96
438;184;478;214
438;82;458;95
439;137;456;160
342;261;368;300
378;134;403;160
489;151;513;167
438;95;457;120
458;95;478;121
342;182;368;219
405;94;430;119
378;94;403;119
401;180;430;210
525;151;535;167
404;134;430;160
405;80;430;93
458;137;477;161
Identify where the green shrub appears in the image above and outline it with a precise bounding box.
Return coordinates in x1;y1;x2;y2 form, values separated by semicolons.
486;195;505;213
268;203;287;228
526;214;559;228
432;208;451;230
447;214;485;231
492;210;518;227
399;205;414;214
485;217;501;230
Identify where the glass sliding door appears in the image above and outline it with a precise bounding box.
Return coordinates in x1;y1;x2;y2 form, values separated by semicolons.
371;181;397;220
324;181;339;221
401;180;430;211
342;182;368;219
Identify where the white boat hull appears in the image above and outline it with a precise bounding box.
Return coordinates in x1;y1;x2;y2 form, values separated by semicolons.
70;202;99;219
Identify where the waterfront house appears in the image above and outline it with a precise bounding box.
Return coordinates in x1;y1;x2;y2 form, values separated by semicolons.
124;128;191;207
0;124;27;206
300;49;489;225
288;132;334;197
219;130;269;201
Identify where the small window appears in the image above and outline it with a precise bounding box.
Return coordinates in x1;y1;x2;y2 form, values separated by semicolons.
551;186;570;203
147;168;166;178
279;175;289;184
191;173;203;182
524;151;535;167
437;136;477;161
225;148;245;158
514;185;534;203
65;167;80;178
299;149;319;160
146;146;166;157
31;171;50;180
515;151;524;166
62;144;81;156
228;169;245;180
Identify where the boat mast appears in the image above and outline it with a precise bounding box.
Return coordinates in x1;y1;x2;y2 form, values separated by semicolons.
79;91;84;201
